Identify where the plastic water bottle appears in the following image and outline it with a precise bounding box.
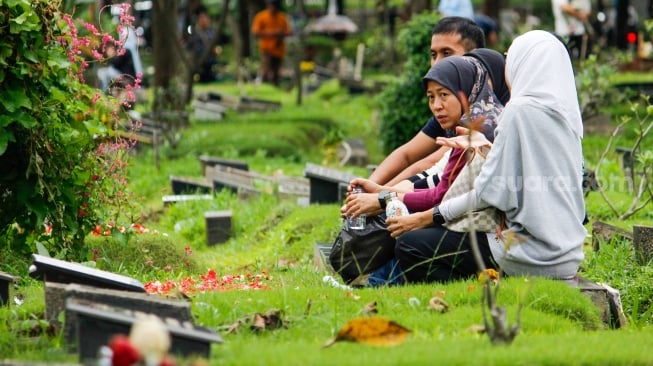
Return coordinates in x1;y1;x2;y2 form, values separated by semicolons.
347;185;366;229
385;192;409;218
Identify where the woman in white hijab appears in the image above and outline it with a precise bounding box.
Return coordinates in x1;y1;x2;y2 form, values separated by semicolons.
390;30;587;282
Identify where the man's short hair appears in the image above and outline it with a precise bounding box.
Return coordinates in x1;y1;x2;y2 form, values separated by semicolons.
432;16;486;51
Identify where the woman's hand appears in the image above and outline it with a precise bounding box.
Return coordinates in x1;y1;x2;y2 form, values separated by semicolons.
346;177;383;195
385;211;433;238
343;192;384;218
436;126;492;149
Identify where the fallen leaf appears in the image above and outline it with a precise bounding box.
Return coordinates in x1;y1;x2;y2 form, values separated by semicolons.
363;301;378;315
250;309;285;332
251;313;267;332
428;296;450;313
467;324;486;335
323;317;411;348
478;268;500;284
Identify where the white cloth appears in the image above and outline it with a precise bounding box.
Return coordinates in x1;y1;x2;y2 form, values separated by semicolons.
121;27;143;76
423;148;451;180
438;0;474;19
552;0;588;37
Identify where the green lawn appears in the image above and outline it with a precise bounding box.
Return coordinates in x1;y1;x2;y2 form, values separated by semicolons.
2;78;653;364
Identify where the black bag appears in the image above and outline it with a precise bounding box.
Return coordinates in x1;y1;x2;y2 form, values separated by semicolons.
329;215;396;284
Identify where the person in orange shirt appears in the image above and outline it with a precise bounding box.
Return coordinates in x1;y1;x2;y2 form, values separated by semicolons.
251;0;292;86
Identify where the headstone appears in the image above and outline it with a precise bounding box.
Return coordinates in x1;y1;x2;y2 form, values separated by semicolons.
338;138;369;167
29;254;145;293
66;299;222;363
277;176;310;206
205;166;262;198
567;277;627;329
591;221;632;252
45;282;193;344
206;91;240;109
303;163;356;204
633;225;653;265
162;194;213;206
238;96;281;112
199;155;249;176
205;210;232;246
192;99;227;120
169;176;213;195
313;243;334;273
0;271;19;306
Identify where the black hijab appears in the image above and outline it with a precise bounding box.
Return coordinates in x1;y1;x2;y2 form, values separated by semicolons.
464;48;510;105
422;56;503;142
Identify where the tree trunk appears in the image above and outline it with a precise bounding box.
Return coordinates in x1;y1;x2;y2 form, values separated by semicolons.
238;0;252;59
184;0;230;104
294;0;307;106
152;0;186;113
482;0;501;20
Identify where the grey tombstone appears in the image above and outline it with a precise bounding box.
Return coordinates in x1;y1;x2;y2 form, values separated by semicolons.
0;271;19;306
30;254;145;293
205;210;233;246
303;163;356;204
66;299;222;363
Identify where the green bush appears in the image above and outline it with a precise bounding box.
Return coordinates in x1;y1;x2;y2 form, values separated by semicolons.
0;0;132;263
377;12;439;154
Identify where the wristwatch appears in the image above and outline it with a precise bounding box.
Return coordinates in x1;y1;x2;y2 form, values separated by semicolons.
432;205;445;225
378;190;390;209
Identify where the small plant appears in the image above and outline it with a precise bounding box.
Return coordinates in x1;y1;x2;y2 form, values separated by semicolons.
594;97;653;220
576;54;623;119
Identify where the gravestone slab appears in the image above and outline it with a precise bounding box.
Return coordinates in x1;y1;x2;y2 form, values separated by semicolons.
303;163;356;204
162;194;213;206
565;276;627;328
66;299;222;364
45;282;193;347
338;138;369;167
313;243;334;273
199;155;249;175
634;225;653;265
205;165;262;198
591;221;633;252
169;175;213;195
192;99;227;120
30;254;145;293
205;210;232;246
277;176;310;206
0;271;19;307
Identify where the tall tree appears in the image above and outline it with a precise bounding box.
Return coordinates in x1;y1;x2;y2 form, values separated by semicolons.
151;0;186;113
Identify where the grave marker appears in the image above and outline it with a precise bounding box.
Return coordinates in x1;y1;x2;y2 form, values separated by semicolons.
29;254;145;293
199;155;249;175
205;165;263;198
170;175;213;195
205;210;233;245
303;163;356;204
66;299;222;363
0;271;19;306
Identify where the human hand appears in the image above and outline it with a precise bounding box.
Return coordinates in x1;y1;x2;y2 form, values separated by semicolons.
385;211;432;238
343;192;383;218
347;178;382;195
436;126;492;149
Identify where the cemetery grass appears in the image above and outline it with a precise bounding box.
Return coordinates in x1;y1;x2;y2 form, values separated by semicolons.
2;82;653;364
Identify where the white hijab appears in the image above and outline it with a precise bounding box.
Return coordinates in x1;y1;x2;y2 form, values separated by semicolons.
505;30;583;139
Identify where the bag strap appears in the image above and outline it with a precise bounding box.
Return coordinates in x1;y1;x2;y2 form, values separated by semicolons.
446;147;477;186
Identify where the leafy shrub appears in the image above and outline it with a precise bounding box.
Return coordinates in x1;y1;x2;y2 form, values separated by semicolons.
0;0;134;262
377;12;439;154
575;54;625;119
